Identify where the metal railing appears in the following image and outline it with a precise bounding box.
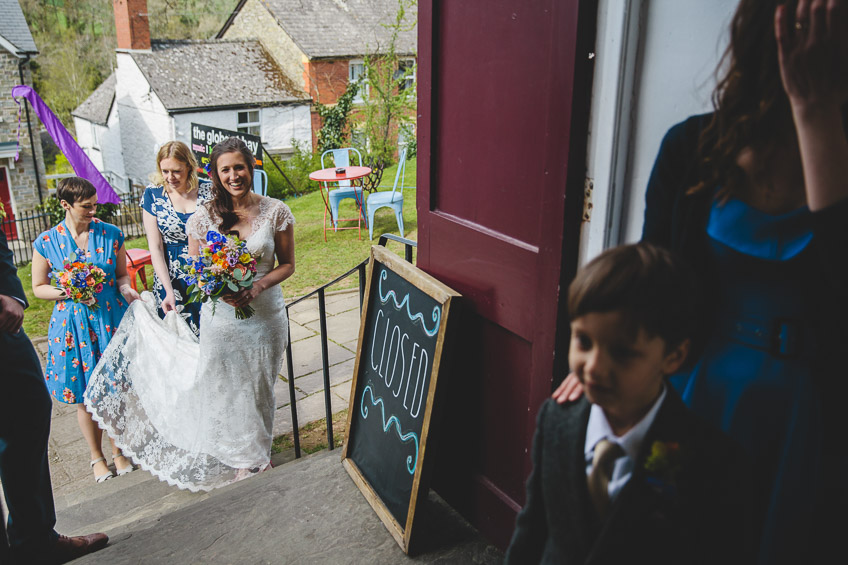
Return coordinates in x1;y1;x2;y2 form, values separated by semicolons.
283;233;417;458
1;188;146;265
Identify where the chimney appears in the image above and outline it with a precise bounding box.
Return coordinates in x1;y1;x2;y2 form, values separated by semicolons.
113;0;151;50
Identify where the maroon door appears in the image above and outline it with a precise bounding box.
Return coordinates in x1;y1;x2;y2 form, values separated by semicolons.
417;0;595;549
0;168;17;240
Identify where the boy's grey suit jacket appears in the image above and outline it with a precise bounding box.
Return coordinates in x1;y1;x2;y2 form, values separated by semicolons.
504;389;755;565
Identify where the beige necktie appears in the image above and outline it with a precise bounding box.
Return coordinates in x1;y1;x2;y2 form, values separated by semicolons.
587;438;624;518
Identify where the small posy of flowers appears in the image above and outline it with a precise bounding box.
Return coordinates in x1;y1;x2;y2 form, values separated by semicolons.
183;231;259;319
51;249;106;309
644;440;684;499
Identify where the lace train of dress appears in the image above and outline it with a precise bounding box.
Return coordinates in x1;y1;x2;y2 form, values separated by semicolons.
85;196;292;491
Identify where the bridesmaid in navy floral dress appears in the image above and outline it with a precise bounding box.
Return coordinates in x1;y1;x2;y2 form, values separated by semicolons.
141;141;211;336
31;177;139;482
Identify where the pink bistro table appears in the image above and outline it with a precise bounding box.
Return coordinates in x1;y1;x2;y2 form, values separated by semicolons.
309;166;372;241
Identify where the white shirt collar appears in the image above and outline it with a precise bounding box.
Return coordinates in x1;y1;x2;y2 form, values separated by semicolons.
584;385;667;462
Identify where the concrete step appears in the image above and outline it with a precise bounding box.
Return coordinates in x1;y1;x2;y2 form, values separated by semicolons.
54;448;300;537
63;451;502;564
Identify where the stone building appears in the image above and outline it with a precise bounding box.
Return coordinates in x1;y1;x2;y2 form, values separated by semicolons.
74;0;313;187
217;0;417;149
0;0;46;232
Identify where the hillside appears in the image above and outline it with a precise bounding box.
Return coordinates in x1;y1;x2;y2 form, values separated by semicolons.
19;0;238;132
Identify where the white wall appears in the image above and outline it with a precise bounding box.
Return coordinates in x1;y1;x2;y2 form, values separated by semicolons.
172;104;311;155
74;103;127;192
73;117;100;168
115;52;174;185
580;0;737;262
102;103;127;188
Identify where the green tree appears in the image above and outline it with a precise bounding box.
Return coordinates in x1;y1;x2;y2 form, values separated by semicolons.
18;0;238;132
360;0;417;164
314;80;359;155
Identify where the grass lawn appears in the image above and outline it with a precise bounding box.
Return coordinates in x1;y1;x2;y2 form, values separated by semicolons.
18;158;418;338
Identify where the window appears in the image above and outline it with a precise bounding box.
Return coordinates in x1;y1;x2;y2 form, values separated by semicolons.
90;122;100;150
396;59;416;92
237;110;260;136
349;60;367;103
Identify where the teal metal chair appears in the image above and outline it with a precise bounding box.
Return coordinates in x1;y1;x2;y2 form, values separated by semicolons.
366;148;407;240
253;169;268;196
321;148;364;229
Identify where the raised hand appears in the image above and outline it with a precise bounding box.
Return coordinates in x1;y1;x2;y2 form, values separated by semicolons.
775;0;848;211
775;0;848;111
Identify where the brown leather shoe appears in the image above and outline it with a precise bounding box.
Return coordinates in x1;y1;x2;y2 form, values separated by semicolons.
51;532;109;564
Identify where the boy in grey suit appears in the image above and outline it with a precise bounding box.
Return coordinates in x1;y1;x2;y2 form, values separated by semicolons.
506;243;753;564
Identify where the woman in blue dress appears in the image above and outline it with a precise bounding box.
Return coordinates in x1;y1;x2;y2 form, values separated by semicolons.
141;141;211;336
31;177;140;482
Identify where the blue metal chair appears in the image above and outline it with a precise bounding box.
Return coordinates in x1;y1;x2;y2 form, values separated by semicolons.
321;148;364;229
367;148;407;240
253;169;268;196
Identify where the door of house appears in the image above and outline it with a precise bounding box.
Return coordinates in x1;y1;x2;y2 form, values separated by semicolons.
417;0;596;549
0;167;17;240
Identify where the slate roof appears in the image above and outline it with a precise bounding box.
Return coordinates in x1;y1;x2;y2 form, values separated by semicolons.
0;0;38;55
220;0;416;59
72;73;115;125
129;40;310;112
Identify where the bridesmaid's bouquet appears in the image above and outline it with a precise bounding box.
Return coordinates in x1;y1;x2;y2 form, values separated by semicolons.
184;231;259;319
51;249;107;308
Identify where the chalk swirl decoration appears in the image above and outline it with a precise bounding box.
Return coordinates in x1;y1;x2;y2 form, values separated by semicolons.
361;384;419;475
378;270;440;337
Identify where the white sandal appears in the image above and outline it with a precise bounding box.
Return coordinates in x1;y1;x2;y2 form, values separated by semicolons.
113;454;136;476
90;457;115;483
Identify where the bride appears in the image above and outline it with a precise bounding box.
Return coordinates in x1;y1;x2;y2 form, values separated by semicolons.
85;138;295;491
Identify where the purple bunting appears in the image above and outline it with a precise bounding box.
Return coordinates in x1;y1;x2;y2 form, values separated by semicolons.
12;85;120;205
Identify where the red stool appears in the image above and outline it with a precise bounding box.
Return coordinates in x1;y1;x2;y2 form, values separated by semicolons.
126;248;152;291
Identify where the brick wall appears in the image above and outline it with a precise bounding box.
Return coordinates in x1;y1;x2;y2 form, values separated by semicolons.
0;53;46;213
304;59;354;150
114;0;151;50
303;59;351;105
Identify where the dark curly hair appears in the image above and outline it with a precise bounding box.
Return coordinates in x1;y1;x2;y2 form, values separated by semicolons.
691;0;796;198
206;137;255;233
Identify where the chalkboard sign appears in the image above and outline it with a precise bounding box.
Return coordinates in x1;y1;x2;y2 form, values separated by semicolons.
342;245;460;554
190;123;263;177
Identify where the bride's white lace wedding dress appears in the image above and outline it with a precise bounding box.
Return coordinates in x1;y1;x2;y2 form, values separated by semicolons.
84;196;294;491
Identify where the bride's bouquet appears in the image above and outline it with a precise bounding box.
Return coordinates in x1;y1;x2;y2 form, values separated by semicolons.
184;231;259;319
51;249;107;308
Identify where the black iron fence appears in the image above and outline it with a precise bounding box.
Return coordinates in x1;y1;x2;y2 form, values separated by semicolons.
283;234;417;458
1;188;146;266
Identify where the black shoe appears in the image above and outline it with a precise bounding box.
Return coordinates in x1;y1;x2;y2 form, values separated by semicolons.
50;532;109;564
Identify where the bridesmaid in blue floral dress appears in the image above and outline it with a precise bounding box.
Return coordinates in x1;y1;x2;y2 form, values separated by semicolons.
31;178;140;482
141;141;211;336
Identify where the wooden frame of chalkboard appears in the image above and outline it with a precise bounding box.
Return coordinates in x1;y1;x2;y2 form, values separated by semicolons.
341;245;460;554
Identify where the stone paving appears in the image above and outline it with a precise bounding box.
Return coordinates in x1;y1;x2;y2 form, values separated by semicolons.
30;288;362;499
